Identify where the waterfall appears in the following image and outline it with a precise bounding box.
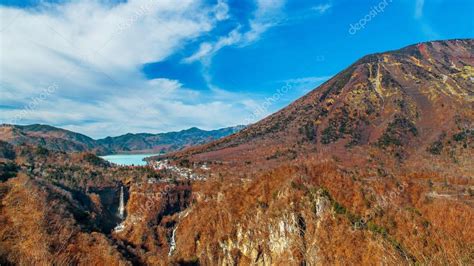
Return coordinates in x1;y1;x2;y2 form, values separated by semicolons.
118;186;125;219
168;226;177;256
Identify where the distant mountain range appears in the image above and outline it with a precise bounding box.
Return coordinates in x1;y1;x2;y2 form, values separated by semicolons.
96;126;244;154
0;124;244;155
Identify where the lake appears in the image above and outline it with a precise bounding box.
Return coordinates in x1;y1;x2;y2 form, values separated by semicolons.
100;153;160;166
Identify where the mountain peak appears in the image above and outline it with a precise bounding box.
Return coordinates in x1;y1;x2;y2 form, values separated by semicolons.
184;127;203;132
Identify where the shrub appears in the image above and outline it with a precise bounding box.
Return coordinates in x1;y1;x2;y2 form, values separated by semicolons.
83;153;107;166
0;162;19;181
179;159;191;168
0;141;16;160
377;116;418;148
300;122;317;141
452;129;472;144
36;145;49;156
332;201;347;215
427;140;443;155
368;221;388;237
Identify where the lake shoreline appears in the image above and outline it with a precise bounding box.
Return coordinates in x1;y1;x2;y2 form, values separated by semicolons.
100;153;162;166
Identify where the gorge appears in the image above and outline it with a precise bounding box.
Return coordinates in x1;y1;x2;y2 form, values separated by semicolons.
0;39;473;265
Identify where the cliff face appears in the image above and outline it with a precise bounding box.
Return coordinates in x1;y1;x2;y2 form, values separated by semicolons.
173;175;334;265
168;160;473;265
112;181;193;265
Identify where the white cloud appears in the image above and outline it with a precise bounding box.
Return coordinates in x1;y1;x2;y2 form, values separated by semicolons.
415;0;424;18
184;0;286;64
0;0;265;138
312;3;332;14
214;0;230;21
284;76;332;84
180;0;288;113
254;0;286;19
412;0;441;39
283;75;332;94
1;76;256;138
183;27;242;64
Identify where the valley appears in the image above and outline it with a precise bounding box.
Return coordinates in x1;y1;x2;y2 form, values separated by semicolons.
0;39;473;265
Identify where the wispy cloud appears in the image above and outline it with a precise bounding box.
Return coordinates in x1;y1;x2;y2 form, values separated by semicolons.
182;0;287;99
284;76;332;84
420;21;440;39
214;0;230;21
413;0;441;39
312;3;332;14
183;27;243;65
283;75;332;93
184;0;286;64
415;0;425;18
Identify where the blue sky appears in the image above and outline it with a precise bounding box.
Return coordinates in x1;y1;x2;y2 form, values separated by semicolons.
0;0;473;138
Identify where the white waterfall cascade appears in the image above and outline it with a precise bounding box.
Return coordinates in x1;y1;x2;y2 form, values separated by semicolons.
168;210;190;256
118;186;125;220
168;226;178;256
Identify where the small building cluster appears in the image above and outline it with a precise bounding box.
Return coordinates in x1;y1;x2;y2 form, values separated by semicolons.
150;160;208;181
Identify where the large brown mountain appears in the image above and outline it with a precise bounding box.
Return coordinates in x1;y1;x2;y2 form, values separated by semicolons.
166;39;473;176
